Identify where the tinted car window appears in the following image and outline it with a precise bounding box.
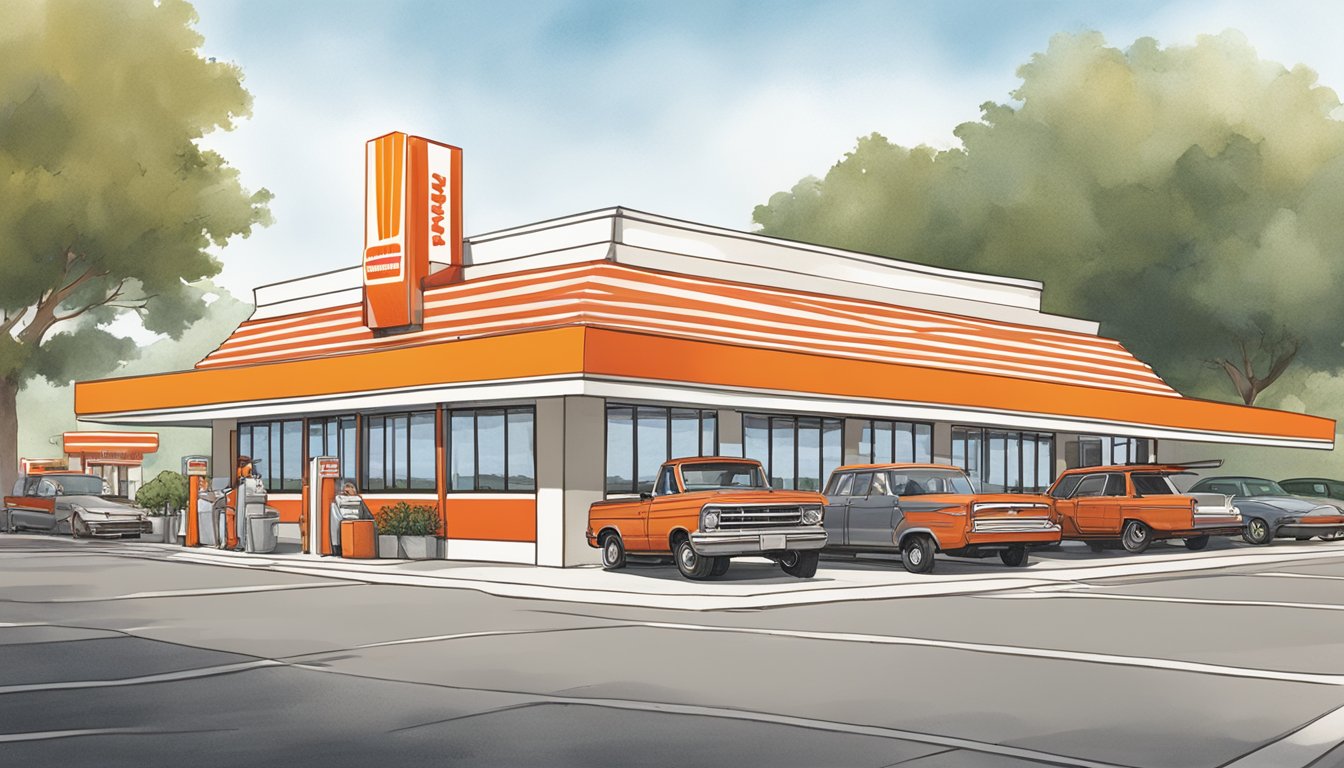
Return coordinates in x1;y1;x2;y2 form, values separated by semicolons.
870;472;893;496
1103;474;1127;497
1051;474;1083;499
679;462;766;490
825;473;852;496
1243;479;1287;496
1204;482;1241;496
891;469;975;496
1073;475;1108;498
655;467;678;495
1132;474;1176;495
851;473;873;496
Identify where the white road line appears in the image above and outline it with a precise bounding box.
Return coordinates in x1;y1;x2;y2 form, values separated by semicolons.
0;727;213;744
3;582;346;604
1223;701;1344;767
985;591;1344;613
0;659;281;695
1255;572;1344;582
355;628;558;649
520;695;1131;768
349;620;1344;687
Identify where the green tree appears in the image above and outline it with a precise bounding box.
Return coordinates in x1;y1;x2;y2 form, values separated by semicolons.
754;31;1344;405
0;0;271;488
135;469;189;515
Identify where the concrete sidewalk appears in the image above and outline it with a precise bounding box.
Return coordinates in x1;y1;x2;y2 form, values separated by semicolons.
62;534;1344;610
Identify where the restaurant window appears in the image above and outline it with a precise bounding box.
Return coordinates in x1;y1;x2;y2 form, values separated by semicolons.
952;426;1055;493
857;419;933;464
447;407;536;492
307;416;357;486
1066;436;1153;468
744;413;842;491
238;419;305;492
363;411;436;492
605;405;717;494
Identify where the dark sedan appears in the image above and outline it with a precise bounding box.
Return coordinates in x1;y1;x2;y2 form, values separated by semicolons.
1188;476;1344;544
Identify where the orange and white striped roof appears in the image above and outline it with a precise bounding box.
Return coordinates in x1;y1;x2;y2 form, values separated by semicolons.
62;431;160;453
198;261;1176;398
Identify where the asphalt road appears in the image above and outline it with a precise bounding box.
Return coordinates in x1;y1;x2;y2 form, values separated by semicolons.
3;535;1344;768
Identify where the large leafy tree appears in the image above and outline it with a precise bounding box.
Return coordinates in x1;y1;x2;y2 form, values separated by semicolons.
754;31;1344;406
0;0;270;487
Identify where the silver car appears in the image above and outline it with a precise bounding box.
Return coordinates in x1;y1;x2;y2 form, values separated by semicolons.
4;473;151;538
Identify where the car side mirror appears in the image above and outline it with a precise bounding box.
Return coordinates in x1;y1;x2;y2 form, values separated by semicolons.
639;492;653;501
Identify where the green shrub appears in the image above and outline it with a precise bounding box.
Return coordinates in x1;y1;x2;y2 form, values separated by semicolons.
375;501;442;537
135;470;189;516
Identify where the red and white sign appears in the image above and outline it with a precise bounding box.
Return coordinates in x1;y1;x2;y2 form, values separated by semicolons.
317;457;341;479
184;457;209;477
363;131;463;329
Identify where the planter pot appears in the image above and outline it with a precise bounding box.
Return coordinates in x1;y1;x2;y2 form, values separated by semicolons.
377;534;399;559
398;535;436;560
146;516;169;543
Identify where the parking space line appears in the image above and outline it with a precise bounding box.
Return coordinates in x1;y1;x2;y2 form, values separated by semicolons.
1221;701;1344;767
983;591;1344;613
0;582;351;604
0;659;282;695
340;619;1344;687
0;727;232;744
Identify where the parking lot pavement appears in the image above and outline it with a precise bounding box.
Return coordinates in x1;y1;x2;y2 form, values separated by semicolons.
3;534;1344;767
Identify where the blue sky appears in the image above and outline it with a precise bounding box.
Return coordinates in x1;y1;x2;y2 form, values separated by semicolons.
185;0;1344;301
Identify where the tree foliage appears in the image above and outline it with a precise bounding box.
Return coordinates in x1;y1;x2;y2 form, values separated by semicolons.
135;469;188;515
0;0;272;389
754;31;1344;403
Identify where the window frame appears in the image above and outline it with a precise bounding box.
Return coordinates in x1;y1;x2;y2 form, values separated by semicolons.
952;426;1056;494
603;404;719;495
743;412;843;492
445;406;537;494
238;418;306;494
361;409;438;494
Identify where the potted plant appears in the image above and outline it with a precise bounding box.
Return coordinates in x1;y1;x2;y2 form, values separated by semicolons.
134;470;188;543
374;502;442;559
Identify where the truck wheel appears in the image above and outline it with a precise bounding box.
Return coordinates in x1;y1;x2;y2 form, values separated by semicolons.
1086;541;1106;554
711;557;731;578
1243;518;1273;546
901;535;936;574
600;532;626;570
999;545;1029;567
781;551;819;578
1184;535;1210;551
674;538;714;580
1120;520;1152;553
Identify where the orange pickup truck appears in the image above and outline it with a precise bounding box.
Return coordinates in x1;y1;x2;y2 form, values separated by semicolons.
1047;462;1242;553
822;464;1060;573
586;456;828;580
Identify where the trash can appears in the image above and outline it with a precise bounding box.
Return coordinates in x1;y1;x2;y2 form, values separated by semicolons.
245;509;280;554
340;520;376;559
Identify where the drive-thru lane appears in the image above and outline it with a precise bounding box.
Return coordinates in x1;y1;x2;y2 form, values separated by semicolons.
1;535;1343;767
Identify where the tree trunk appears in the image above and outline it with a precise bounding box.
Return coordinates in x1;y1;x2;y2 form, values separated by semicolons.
0;378;18;494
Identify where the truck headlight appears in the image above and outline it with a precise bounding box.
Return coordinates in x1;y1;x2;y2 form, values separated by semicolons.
702;509;720;530
801;506;823;525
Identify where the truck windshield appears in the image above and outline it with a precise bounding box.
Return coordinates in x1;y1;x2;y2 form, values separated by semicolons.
51;475;109;496
892;469;974;496
679;463;767;491
1132;474;1177;495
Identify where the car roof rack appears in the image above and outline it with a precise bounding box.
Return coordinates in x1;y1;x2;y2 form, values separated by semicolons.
1124;459;1223;469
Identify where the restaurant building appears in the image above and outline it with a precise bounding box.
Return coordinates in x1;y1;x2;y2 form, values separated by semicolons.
72;132;1334;566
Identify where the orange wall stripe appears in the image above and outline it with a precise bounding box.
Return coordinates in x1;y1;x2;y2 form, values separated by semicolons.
581;327;1335;442
76;326;586;416
444;497;537;542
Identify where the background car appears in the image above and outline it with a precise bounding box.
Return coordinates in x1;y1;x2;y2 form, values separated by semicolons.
1187;476;1344;544
4;472;150;538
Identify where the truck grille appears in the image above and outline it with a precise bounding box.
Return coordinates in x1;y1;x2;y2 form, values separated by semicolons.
971;517;1057;533
716;506;803;530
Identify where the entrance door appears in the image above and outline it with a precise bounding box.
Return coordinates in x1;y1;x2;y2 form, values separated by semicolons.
848;471;897;549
